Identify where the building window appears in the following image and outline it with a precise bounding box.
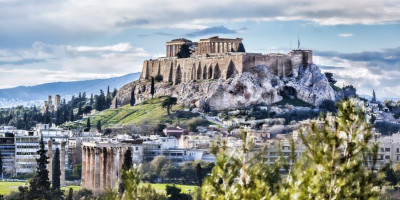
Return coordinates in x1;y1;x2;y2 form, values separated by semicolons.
135;147;139;151
385;155;390;160
397;148;399;153
385;148;391;152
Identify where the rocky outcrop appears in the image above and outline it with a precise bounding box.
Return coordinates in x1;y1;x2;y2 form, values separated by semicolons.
114;64;335;111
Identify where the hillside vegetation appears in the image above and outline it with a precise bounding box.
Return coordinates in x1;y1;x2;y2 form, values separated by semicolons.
89;97;189;128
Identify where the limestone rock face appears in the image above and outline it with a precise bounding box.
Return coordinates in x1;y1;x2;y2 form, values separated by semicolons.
113;64;335;110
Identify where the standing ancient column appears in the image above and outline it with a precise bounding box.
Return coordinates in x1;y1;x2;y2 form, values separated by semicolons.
112;148;118;187
99;148;103;190
91;147;96;189
48;140;53;181
101;148;107;190
94;148;101;190
85;147;91;189
81;146;86;188
60;142;66;187
106;148;112;189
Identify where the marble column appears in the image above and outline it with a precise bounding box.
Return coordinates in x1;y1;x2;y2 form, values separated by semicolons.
101;148;107;190
91;147;95;189
81;146;86;188
112;148;118;187
48;140;52;181
86;147;91;189
106;148;112;189
94;148;101;190
60;142;66;187
118;148;124;179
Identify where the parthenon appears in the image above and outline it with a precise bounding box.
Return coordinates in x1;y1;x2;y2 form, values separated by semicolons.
81;141;143;192
141;39;312;86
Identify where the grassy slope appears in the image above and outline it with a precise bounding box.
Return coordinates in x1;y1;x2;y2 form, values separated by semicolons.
90;97;186;128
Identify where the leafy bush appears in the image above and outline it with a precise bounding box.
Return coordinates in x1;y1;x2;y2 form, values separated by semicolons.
374;121;400;135
186;118;210;132
319;100;337;113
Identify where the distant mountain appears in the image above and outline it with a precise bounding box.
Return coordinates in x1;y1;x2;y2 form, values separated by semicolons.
0;73;140;108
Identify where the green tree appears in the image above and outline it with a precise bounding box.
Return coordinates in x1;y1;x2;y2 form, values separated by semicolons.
119;148;133;194
67;188;73;200
161;96;177;115
372;89;377;102
151;77;155;99
86;118;91;130
201;131;284;199
52;148;61;190
130;88;136;106
106;168;167;200
32;136;51;199
166;185;192;200
97;120;102;132
283;100;381;199
176;44;191;58
324;72;337;84
151;155;169;176
196;163;202;186
122;148;133;171
236;43;245;52
155;74;163;82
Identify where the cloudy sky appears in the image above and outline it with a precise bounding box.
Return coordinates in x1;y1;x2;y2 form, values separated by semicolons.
1;0;400;98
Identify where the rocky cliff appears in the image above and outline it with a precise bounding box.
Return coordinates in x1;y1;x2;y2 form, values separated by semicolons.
114;64;335;110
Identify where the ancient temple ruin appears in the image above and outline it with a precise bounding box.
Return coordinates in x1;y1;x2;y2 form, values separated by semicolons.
81;140;143;192
141;36;313;85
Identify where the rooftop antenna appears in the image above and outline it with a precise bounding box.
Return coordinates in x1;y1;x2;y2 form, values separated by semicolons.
297;35;300;49
290;40;292;50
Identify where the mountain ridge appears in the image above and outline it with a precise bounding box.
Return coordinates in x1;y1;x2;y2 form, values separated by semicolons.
0;73;141;108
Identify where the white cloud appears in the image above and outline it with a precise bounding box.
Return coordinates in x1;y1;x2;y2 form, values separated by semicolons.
1;0;399;35
0;42;149;88
338;33;354;37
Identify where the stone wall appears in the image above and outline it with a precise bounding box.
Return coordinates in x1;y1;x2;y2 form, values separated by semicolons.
140;50;313;85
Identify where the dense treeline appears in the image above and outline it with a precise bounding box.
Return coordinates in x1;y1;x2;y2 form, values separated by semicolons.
0;86;118;130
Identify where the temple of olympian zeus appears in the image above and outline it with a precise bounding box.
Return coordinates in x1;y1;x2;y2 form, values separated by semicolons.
81;141;143;192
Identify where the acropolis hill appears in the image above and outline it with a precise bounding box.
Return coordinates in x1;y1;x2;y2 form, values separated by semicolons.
141;36;313;84
115;36;335;110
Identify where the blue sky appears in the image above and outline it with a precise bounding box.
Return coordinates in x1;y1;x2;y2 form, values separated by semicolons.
1;0;400;98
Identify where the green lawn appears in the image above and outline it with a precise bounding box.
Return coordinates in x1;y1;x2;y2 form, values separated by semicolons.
0;182;82;195
0;181;195;195
149;183;197;194
0;181;26;195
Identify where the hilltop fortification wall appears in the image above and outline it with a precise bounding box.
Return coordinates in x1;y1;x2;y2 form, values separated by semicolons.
140;50;312;85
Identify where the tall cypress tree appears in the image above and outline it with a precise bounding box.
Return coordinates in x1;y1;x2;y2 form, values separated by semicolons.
122;148;133;171
97;120;102;132
119;148;133;194
372;89;377;102
86;118;91;130
150;77;155;99
67;188;73;200
196;163;202;186
52;148;61;190
34;136;51;198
